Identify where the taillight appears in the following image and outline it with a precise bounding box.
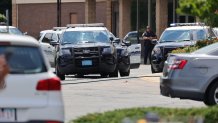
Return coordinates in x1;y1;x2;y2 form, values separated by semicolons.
37;77;61;91
168;59;187;70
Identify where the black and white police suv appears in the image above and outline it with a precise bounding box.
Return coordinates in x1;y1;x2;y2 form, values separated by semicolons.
55;23;131;80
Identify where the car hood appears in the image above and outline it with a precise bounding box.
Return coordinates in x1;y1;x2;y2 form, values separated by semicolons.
156;41;196;48
61;42;112;48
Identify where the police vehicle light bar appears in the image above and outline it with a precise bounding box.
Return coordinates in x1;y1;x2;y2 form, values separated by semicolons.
53;27;67;31
170;23;205;27
67;23;104;28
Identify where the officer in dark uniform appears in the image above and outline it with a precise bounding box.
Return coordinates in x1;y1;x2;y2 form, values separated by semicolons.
142;26;157;64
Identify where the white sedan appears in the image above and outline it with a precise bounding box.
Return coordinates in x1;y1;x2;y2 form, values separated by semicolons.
0;34;64;123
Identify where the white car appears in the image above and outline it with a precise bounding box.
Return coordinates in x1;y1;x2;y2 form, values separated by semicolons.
0;26;24;35
0;34;64;123
39;29;63;67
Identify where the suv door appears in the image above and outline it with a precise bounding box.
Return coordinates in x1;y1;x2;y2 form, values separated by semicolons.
124;32;141;69
40;33;55;66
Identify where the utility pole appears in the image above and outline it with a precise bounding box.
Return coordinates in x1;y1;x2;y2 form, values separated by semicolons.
136;0;140;43
57;0;62;27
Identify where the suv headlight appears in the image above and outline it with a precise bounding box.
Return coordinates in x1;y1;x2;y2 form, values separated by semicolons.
102;46;115;55
152;47;161;54
60;48;71;56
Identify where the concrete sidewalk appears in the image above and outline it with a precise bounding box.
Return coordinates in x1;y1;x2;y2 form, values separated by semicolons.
141;73;162;83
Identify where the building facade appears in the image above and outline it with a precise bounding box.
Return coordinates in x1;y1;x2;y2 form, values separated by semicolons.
12;0;195;38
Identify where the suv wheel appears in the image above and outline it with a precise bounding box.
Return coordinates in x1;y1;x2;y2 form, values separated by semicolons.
100;73;108;78
109;67;118;77
56;65;65;80
120;69;130;77
205;82;218;106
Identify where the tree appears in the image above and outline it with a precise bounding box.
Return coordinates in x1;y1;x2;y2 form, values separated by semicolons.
0;13;6;22
177;0;218;27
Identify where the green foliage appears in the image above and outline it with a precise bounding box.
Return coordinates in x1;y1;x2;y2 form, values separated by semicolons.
71;106;218;123
177;0;218;27
172;39;218;53
0;13;6;22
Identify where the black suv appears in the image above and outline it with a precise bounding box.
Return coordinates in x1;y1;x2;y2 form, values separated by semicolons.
54;24;131;80
151;23;216;73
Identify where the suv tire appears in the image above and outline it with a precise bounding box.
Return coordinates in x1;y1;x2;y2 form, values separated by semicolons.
120;69;130;77
109;67;118;77
56;65;65;80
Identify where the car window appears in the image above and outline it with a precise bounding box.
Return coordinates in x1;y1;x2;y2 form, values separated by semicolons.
51;33;58;42
192;42;218;55
0;46;47;74
62;31;110;44
42;33;52;44
159;30;190;43
124;33;138;44
9;28;23;35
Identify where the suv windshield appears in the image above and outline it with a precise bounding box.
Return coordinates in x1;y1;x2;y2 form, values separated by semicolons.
62;30;110;44
0;46;46;74
159;30;191;43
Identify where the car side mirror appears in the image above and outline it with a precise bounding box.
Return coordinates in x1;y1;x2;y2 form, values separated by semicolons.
112;38;121;44
50;40;59;46
151;39;158;45
109;37;114;41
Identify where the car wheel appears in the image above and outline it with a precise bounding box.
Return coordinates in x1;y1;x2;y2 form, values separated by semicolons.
109;67;118;77
120;69;130;77
56;65;65;80
206;82;218;106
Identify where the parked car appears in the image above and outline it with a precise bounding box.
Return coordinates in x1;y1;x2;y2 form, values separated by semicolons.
0;26;24;35
123;31;142;68
151;23;216;73
55;23;131;80
161;42;218;105
0;34;64;122
39;28;64;67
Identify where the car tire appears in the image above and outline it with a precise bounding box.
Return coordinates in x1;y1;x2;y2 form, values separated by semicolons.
120;69;130;77
109;67;118;77
205;82;218;106
56;65;65;80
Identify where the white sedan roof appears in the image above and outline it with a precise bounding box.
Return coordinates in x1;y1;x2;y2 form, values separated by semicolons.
0;34;39;47
166;26;210;31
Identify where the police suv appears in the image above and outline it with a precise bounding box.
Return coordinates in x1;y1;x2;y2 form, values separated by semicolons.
55;23;133;80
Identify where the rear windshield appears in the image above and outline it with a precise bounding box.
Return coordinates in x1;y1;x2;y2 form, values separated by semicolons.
192;42;218;54
0;46;47;74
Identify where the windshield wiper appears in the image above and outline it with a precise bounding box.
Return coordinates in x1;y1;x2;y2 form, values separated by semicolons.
178;39;190;42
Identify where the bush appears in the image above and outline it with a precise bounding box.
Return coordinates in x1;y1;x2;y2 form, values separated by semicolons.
71;106;218;123
0;13;6;23
172;39;218;53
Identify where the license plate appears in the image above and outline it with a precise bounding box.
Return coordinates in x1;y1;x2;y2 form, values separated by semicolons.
0;109;16;122
82;60;92;66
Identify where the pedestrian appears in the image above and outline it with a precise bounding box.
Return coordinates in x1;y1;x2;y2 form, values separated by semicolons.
142;26;157;64
0;56;9;89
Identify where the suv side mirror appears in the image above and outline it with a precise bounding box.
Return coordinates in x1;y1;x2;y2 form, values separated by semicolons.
112;38;121;44
50;40;59;46
123;40;131;47
151;39;158;45
109;37;114;41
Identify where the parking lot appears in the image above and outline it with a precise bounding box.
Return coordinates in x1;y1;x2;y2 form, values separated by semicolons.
61;65;205;122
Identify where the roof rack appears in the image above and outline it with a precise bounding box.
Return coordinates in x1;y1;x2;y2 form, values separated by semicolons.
170;23;205;27
53;27;67;31
66;23;105;28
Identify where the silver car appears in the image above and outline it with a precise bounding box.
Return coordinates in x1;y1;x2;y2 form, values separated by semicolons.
160;42;218;106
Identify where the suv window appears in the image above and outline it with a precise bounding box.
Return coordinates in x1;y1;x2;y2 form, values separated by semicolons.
51;33;59;42
0;46;47;74
62;30;110;44
42;33;52;44
124;33;138;44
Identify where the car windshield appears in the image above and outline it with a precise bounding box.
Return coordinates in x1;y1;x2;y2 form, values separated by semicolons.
0;27;23;35
62;30;110;44
192;42;218;54
0;46;47;74
159;30;191;43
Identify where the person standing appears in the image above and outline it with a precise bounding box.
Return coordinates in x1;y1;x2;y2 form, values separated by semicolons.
142;26;157;64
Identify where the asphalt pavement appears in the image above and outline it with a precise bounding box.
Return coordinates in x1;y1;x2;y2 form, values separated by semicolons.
61;65;205;122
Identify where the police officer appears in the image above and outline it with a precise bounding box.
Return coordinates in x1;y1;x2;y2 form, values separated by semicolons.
142;26;157;64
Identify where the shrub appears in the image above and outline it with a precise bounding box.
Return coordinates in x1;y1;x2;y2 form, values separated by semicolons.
172;39;218;53
71;106;218;123
0;13;6;23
